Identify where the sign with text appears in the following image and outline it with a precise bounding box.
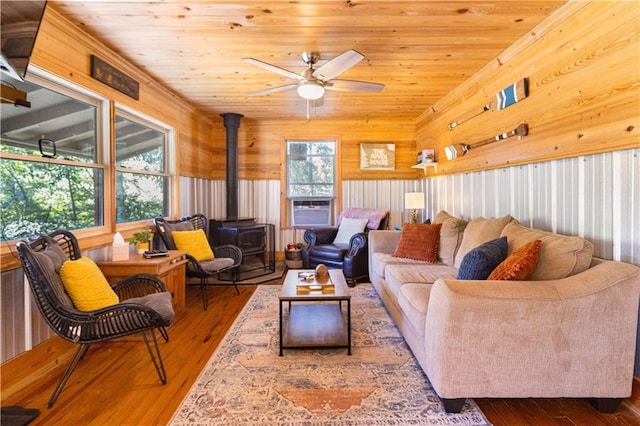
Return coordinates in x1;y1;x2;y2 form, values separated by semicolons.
360;143;395;170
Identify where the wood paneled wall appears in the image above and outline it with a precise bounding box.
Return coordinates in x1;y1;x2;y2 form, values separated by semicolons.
32;7;219;188
239;118;417;181
416;1;639;176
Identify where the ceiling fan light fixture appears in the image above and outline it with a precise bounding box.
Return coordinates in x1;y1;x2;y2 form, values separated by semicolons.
297;81;325;100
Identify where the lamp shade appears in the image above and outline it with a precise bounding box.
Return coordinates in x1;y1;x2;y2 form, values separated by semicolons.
297;81;325;100
404;192;425;210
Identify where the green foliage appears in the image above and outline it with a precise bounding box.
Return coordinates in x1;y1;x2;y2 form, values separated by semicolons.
129;229;152;245
0;157;102;241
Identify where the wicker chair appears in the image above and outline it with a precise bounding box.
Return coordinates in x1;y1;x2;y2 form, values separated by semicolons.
16;230;174;408
154;214;242;310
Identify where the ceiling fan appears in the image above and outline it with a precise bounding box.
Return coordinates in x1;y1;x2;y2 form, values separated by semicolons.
243;49;384;100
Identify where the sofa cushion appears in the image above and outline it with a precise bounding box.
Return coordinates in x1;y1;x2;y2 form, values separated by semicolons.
393;223;442;263
500;222;594;280
457;236;508;280
454;215;515;269
488;239;542;280
398;284;432;337
434;211;468;266
385;263;457;298
371;252;429;280
333;217;368;244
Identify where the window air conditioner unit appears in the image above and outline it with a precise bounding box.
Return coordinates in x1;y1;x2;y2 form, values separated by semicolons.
291;199;332;227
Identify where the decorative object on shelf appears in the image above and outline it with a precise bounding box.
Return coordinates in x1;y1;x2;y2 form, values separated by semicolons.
129;229;153;254
417;149;435;164
315;263;330;283
447;78;529;130
444;123;529;160
404;192;425;224
360;143;395;170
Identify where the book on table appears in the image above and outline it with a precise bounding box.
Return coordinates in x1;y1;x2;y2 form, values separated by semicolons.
296;272;335;293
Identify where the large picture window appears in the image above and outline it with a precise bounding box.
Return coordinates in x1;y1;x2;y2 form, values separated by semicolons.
114;110;170;223
286;140;336;198
0;73;104;241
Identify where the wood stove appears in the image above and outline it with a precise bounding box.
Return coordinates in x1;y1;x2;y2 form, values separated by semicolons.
209;218;275;281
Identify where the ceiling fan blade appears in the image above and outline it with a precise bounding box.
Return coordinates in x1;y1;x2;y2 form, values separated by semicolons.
324;79;385;93
312;49;364;82
243;58;303;81
245;84;298;97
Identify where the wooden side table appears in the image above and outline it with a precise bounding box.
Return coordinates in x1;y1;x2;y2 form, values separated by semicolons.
97;250;188;317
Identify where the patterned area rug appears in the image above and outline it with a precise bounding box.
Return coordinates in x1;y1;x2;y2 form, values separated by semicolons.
170;284;491;425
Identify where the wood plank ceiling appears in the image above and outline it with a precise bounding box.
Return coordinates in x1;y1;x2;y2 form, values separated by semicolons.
48;1;567;121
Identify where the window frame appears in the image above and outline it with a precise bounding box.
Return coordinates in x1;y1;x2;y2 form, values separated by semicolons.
0;67;111;242
286;139;336;199
0;66;177;269
113;105;174;226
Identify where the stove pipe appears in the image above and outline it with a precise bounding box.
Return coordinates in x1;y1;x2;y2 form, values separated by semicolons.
220;112;244;219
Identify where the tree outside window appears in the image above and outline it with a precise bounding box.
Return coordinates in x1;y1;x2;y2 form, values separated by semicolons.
287;140;335;198
0;74;104;241
114;112;170;223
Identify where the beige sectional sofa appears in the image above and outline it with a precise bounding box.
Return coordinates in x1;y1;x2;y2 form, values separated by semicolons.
368;211;640;413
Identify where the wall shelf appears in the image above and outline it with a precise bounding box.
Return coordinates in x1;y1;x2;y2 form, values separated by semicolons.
411;162;438;176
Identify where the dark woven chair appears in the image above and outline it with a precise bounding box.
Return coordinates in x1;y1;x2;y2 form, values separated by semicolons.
154;213;242;310
16;230;174;408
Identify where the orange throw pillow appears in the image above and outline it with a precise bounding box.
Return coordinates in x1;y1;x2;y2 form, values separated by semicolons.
488;239;542;280
393;223;442;263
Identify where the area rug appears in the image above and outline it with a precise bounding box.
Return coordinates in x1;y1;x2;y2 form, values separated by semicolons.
169;284;491;425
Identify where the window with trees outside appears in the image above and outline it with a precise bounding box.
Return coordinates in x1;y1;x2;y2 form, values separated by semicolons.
0;73;104;242
0;70;173;242
286;140;336;198
114;110;170;223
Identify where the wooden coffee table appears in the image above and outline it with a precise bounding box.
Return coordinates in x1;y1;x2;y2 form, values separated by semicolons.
279;269;351;356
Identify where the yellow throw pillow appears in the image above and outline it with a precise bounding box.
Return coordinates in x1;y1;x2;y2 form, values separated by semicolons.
172;229;215;262
60;257;119;311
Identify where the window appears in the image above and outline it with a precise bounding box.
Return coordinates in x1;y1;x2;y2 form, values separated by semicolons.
0;69;175;243
0;72;105;241
114;110;170;223
286;140;336;198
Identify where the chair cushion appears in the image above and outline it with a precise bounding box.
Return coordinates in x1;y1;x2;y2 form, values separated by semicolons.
125;292;175;323
30;245;75;309
457;236;508;280
162;220;194;250
199;257;235;273
333;217;368;244
172;229;214;262
309;244;349;261
488;239;542;281
393;223;442;263
60;257;120;311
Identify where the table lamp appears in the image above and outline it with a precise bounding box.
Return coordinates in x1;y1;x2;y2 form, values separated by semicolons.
404;192;425;224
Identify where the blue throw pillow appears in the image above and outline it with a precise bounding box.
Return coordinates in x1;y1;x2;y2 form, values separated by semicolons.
456;236;508;280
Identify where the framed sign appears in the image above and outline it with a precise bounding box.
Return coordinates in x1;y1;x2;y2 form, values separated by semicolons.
360;143;395;170
90;55;140;100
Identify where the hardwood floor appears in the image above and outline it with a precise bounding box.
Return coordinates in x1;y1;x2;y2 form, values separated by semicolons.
2;281;639;425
